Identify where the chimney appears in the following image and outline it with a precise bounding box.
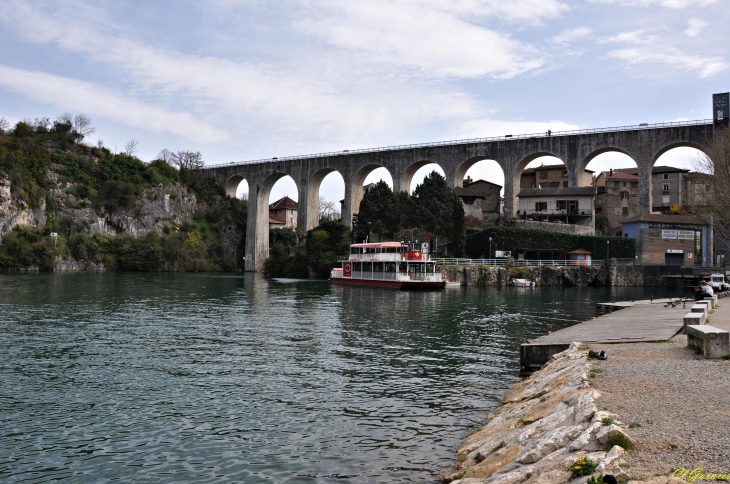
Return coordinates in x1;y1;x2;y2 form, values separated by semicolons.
609;168;613;177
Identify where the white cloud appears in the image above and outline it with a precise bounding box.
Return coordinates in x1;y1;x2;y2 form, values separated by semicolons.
684;18;708;37
548;27;592;45
295;1;551;79
0;0;493;153
601;29;727;78
588;0;716;8
0;65;227;142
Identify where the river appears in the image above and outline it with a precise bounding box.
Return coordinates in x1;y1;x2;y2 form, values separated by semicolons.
0;273;683;483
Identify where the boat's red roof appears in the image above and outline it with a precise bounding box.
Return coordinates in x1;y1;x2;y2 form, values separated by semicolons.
351;242;404;249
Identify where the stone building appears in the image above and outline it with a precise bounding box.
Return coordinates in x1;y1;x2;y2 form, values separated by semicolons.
520;165;593;189
454;176;502;226
593;169;639;236
616;166;690;212
621;213;712;267
269;196;298;229
516;186;596;232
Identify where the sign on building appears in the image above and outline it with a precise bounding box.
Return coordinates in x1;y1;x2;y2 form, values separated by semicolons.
662;230;678;239
677;230;694;240
714;93;729;128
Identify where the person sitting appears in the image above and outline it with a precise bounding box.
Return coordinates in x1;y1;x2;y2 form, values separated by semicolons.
695;282;713;300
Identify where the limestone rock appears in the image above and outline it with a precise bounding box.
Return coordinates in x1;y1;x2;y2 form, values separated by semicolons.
596;424;632;446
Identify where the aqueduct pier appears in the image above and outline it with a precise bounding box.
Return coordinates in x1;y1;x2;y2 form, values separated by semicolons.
201;120;715;271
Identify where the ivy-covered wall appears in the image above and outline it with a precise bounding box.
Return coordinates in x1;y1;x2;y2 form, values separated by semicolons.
466;226;635;260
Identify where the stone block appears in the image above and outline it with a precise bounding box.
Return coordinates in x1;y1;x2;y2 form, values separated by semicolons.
690;304;708;317
696;300;712;312
686;325;730;358
712;295;718;307
683;312;705;333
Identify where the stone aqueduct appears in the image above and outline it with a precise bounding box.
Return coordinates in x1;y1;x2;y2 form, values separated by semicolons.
201;120;715;271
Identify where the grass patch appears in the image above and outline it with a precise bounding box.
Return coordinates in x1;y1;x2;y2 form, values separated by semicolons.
589;411;596;420
603;432;632;451
670;443;678;449
586;474;604;484
628;422;642;428
601;417;614;426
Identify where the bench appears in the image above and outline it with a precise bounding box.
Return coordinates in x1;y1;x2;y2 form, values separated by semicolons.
691;304;709;317
683;312;706;333
686;325;730;358
695;300;712;313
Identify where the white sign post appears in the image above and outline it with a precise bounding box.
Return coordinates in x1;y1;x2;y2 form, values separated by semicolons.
50;232;58;248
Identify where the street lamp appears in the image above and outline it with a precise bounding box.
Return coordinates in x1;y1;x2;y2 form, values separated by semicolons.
489;236;493;260
606;240;610;264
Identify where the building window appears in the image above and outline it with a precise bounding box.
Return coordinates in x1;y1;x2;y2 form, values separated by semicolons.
563;181;568;187
695;183;703;192
663;173;669;179
662;195;670;206
539;171;548;179
662;183;670;192
562;171;568;177
535;202;547;211
549;182;560;187
620;191;630;199
530;183;535;188
696;195;703;205
290;217;294;224
622;207;628;215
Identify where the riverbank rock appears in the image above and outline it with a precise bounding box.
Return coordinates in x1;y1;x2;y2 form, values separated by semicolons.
444;343;632;484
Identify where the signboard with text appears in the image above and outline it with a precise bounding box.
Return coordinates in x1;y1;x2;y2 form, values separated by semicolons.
677;230;694;240
662;230;678;239
343;262;352;278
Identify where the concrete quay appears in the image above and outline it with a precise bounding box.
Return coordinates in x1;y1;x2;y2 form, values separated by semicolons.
520;295;728;371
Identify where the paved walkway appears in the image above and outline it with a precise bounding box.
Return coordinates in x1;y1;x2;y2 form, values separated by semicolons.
586;296;730;480
529;303;687;345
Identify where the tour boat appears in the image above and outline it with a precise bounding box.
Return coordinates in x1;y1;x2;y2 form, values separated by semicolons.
330;242;446;290
512;278;536;288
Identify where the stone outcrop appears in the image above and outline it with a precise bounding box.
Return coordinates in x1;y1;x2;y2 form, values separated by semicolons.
49;181;198;238
0;177;47;244
443;344;639;484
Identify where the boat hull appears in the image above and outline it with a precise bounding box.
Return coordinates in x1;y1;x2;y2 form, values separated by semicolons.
329;277;445;290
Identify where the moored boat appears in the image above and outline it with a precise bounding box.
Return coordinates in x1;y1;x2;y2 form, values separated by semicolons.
512;278;535;288
330;242;446;290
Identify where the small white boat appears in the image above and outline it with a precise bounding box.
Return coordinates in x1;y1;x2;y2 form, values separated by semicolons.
512;278;535;288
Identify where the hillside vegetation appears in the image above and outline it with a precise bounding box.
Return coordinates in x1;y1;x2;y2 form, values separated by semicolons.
0;115;247;271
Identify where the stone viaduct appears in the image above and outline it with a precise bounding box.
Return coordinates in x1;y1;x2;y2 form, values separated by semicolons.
201;120;714;271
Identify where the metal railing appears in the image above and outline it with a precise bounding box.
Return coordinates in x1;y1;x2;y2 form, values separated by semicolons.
205;119;712;168
350;270;442;282
435;258;604;267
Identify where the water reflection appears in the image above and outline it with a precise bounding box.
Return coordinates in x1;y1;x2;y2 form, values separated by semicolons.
0;274;683;483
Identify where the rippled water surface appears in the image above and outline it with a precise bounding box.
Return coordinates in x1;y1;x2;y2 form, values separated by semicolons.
0;273;682;483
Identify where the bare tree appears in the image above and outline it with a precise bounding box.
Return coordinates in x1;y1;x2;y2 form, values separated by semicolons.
72;114;95;137
170;150;204;171
157;148;173;163
694;128;730;238
124;139;139;156
0;116;9;133
55;112;95;140
318;196;340;221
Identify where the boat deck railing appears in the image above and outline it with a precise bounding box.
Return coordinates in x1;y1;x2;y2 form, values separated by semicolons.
349;271;443;282
434;258;605;267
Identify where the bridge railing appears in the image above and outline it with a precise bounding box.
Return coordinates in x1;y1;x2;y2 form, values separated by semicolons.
434;258;605;267
205;119;712;168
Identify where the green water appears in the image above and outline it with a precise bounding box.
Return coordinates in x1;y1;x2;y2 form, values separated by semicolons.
0;273;683;483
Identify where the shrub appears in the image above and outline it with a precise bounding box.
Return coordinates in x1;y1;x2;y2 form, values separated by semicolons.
569;457;597;478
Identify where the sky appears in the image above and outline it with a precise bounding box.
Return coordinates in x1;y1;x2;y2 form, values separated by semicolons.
1;0;728;206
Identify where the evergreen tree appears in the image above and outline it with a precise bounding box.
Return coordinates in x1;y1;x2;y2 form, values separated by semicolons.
356;180;398;239
411;172;454;238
